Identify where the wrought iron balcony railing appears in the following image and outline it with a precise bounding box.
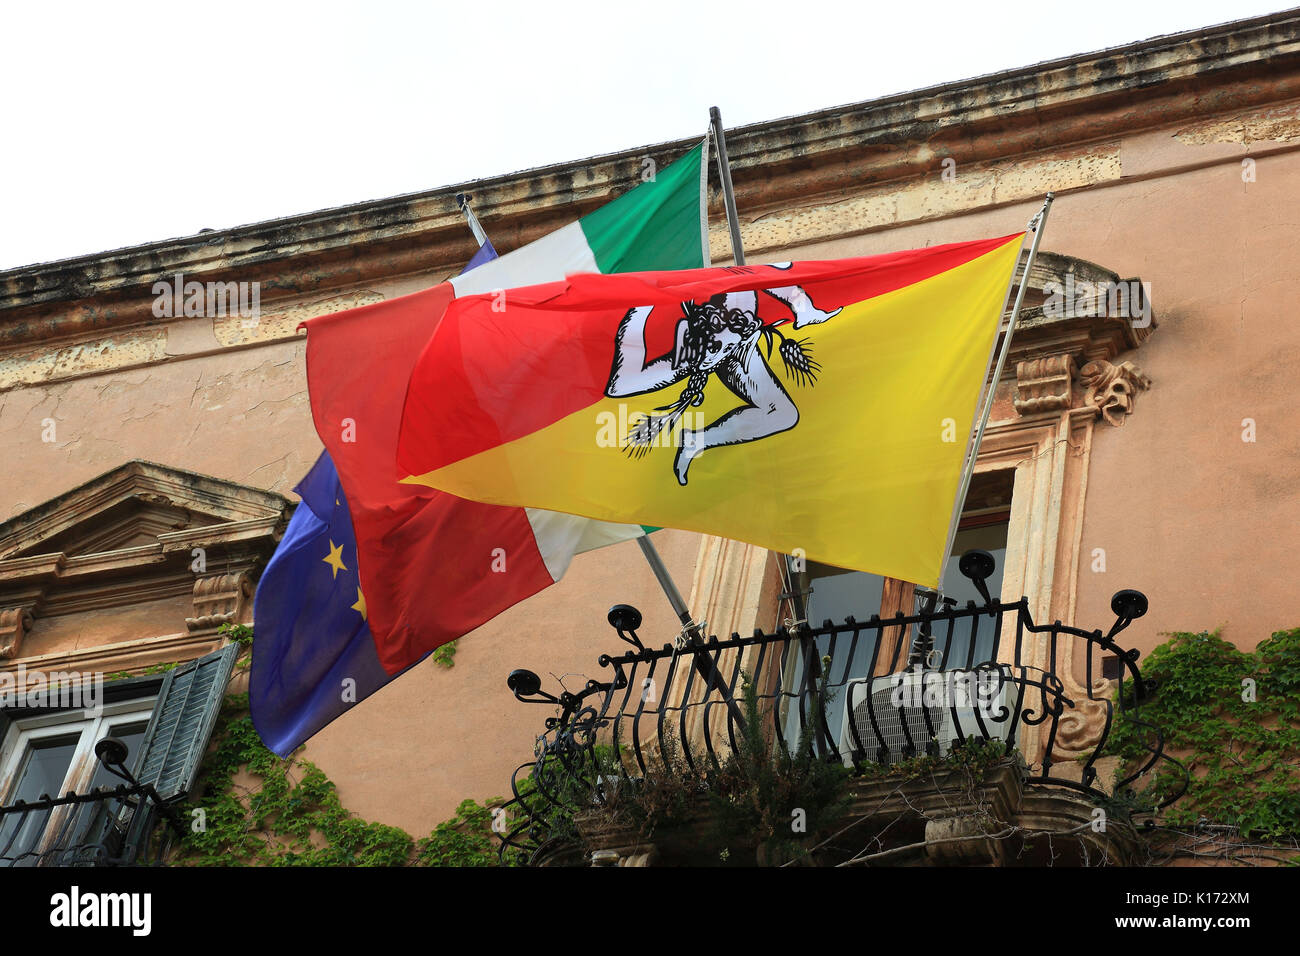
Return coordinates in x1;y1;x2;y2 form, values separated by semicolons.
498;551;1188;863
0;737;174;867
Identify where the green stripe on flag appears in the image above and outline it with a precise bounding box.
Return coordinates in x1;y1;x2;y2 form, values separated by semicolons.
580;141;709;274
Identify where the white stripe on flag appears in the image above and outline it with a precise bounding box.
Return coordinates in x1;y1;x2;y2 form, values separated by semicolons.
524;508;645;581
449;221;597;297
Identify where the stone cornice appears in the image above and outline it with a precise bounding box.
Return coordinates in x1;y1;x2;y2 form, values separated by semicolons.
2;9;1298;349
0;630;226;679
1000;249;1156;376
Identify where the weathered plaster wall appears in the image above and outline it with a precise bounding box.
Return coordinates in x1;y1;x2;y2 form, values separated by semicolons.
0;341;313;513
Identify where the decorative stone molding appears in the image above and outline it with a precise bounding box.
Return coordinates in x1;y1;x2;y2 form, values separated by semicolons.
186;571;254;632
0;630;226;681
0;459;289;560
1055;691;1121;756
1006;251;1157;375
1079;359;1152;426
0;605;34;659
1014;355;1077;415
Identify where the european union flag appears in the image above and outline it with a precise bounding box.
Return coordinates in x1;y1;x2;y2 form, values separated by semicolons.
251;236;498;756
462;237;497;273
250;451;412;757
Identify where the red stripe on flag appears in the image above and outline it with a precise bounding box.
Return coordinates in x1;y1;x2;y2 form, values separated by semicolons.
303;284;555;673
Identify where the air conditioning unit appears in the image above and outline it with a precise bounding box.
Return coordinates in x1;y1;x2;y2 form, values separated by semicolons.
838;669;1019;765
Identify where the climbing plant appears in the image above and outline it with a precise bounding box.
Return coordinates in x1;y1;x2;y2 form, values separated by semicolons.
431;639;458;669
167;654;523;867
170;693;523;866
1107;627;1300;844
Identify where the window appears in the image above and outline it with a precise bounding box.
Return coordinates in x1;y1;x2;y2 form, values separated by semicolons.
0;642;241;867
0;698;154;865
928;517;1008;668
778;471;1013;751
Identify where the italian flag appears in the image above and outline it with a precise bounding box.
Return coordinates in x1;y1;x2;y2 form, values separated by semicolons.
302;141;710;673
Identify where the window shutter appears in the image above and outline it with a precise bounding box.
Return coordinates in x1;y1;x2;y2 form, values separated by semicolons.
132;643;239;803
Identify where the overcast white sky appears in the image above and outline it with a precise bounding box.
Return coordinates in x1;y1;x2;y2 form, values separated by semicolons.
1;0;1289;270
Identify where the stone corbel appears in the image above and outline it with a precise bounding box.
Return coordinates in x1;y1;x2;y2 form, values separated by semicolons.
0;606;35;658
186;571;253;632
1014;355;1077;416
1078;359;1151;427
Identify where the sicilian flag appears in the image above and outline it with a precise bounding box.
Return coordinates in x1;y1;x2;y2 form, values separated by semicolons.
251;142;709;756
396;234;1025;588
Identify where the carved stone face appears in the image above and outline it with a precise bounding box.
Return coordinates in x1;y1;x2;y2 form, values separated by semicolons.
1094;376;1135;426
1078;360;1150;427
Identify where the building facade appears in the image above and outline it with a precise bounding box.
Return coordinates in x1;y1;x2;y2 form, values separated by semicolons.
1;10;1297;862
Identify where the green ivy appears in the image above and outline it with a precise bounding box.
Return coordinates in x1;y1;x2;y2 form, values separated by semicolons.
105;623;253;682
416;798;516;866
1107;627;1300;842
171;694;514;866
431;639;458;669
217;622;254;647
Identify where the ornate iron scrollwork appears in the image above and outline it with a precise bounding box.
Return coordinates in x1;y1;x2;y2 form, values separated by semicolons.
496;551;1188;864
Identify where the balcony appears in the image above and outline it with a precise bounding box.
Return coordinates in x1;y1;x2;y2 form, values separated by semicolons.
499;551;1187;866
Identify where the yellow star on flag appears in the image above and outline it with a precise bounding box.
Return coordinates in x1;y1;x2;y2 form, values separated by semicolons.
351;586;367;620
323;540;347;579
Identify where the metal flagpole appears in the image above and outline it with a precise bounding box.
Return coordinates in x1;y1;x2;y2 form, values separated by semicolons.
639;533;746;727
612;134;709;636
709;106;745;267
627;131;713;646
710;105;810;634
456;185;703;645
934;193;1055;603
636;536;697;633
701;105;822;737
451;184;726;684
454;192;489;247
619;123;753;728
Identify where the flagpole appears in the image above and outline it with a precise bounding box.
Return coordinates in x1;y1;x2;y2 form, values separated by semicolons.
618;117;755;728
935;193;1055;602
629;122;735;645
709;105;812;628
455;192;489;247
709;106;745;266
636;536;696;632
709;105;814;639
